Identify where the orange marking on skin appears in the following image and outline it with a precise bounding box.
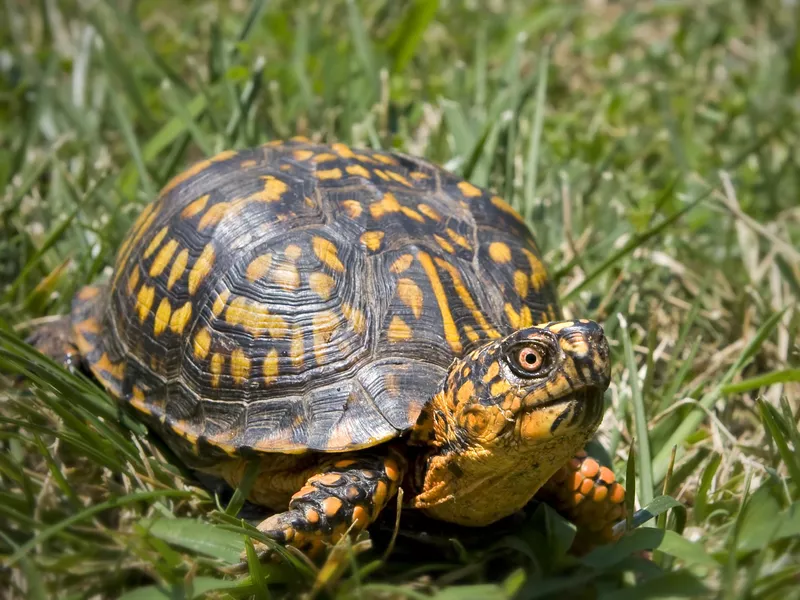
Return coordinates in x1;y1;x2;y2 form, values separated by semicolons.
126;266;141;296
210;353;224;387
456;380;475;404
262;348;279;384
188;244;215;295
387;316;412;342
581;458;600;478
547;321;574;334
491;196;525;221
149;239;178;277
315;168;343;180
434;235;454;253
312;237;344;272
312;311;340;363
293;149;314;161
153;297;172;336
514;270;529;298
609;483;625;504
332;143;355;158
397;278;423;318
143;227;169;259
352;505;369;527
309;272;336;300
457;181;482;198
490;379;511;396
168;302;192;335
434;258;501;339
446;228;471;250
306;509;320;524
373;481;388;514
418;252;461;353
592;485;608;502
580;478;594;495
417;203;441;221
322;497;343;518
180;194;210;219
369;192;401;219
335;459;356;468
384;458;401;481
136;285;155;322
193;328;211;359
161;150;237;196
488;241;512;263
246;254;273;282
386;171;412;186
341;199;363;218
167;249;189;290
522;248;548;291
599;467;615;485
360;231;384;251
230;348;251;384
482;361;500;383
212;288;231;317
342;303;366;335
390;254;414;273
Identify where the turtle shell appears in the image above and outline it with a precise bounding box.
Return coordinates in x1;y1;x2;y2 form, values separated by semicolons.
71;138;561;458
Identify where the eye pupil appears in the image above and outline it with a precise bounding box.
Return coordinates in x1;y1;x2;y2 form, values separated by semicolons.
518;347;543;371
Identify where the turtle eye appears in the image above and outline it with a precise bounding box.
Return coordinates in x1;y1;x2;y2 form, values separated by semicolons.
508;342;553;377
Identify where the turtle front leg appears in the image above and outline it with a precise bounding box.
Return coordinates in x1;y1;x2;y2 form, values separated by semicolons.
252;449;405;559
536;449;627;552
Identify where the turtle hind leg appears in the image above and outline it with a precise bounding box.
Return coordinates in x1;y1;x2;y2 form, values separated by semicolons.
25;316;86;374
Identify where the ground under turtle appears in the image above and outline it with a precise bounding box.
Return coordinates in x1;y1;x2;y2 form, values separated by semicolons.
29;138;626;557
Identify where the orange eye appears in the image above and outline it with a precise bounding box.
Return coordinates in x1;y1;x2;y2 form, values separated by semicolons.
517;346;544;373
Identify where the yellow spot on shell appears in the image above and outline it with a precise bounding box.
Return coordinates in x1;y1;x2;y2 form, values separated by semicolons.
168;249;189;290
136;285;155;322
210;353;224;387
456;380;475;404
262;348;279;384
418;251;461;353
189;244;215;295
369;192;401;219
373;168;390;181
144;227;169;259
332;143;356;158
293;150;314;161
212;289;231;317
522;249;549;291
313;237;344;272
397;278;423;318
169;302;192;334
417;204;441;221
505;303;533;329
225;296;288;337
463;324;480;342
346;164;370;178
149;239;179;277
130;385;151;415
342;199;363;218
446;228;471;250
390;254;414;273
316;168;343;180
193;328;211;359
251;176;290;203
387;315;412;342
309;272;336;300
284;245;302;261
240;159;257;168
230;348;251;384
154;297;172;336
491;196;525;222
181;194;210;219
514;270;529;298
488;242;512;264
126;266;141;296
435;258;501;339
374;153;398;166
434;235;455;253
271;263;300;290
161;150;237;196
457;181;482;198
342;303;366;335
290;329;305;366
312;311;340;363
401;206;425;222
95;353;125;381
312;152;338;162
387;171;412;186
410;171;430;180
197;202;231;230
360;231;384;251
246;254;273;282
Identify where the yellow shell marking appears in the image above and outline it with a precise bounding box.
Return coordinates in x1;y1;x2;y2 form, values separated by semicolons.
210;353;224;387
188;244;216;295
262;348;280;384
488;241;512;264
246;254;273;282
397;278;423;318
113;203;156;288
374;154;398;166
293;150;314;161
312;153;338;163
373;168;390;181
463;324;480;342
491;195;525;222
225;296;288;337
95;353;125;381
230;348;251;384
418;252;461;353
136;285;155;322
435;258;501;339
130;385;151;415
312;311;339;363
309;272;336;300
284;244;302;261
240;159;257;168
193;328;211;359
505;303;533;329
346;164;370;178
369;192;401;219
149;239;179;278
290;329;304;366
169;302;193;335
514;270;529;298
251;176;289;203
153;297;172;336
522;248;548;291
360;231;384;252
315;168;343;180
342;303;366;335
126;266;141;296
410;171;430;180
271;263;300;290
197;201;232;230
167;249;189;290
390;254;414;273
313;237;344;272
161;149;237;197
181;194;210;219
387;316;412;342
332;143;356;158
143;227;169;259
446;228;471;250
341;199;363;218
212;289;231;317
417;204;441;221
457;181;482;198
434;235;455;253
386;171;412;186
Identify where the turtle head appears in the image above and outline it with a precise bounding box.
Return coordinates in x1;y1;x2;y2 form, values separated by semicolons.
411;320;611;526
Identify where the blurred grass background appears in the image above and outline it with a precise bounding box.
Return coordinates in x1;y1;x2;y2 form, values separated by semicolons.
1;0;799;598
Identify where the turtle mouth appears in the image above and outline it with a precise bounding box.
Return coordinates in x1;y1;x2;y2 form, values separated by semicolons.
547;387;605;434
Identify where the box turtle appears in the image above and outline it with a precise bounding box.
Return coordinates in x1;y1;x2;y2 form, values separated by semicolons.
28;138;626;558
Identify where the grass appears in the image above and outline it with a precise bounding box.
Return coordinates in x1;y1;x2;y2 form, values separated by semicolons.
1;0;799;598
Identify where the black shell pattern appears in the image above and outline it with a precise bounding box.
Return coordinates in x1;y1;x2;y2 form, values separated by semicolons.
74;138;561;456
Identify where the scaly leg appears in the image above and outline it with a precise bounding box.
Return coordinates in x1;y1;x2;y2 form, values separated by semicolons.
251;450;405;558
536;449;627;552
